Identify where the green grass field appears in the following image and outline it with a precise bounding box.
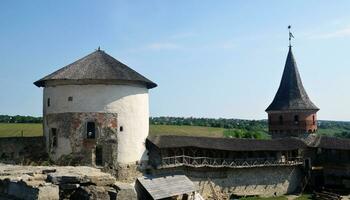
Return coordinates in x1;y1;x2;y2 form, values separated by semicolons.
0;123;226;138
0;123;43;137
149;124;225;137
0;122;347;139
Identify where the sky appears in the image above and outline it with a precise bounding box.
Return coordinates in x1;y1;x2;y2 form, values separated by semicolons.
0;1;350;121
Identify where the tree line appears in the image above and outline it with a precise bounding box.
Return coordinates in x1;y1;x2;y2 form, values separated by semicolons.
0;115;43;123
150;116;267;130
1;114;350;139
150;117;269;139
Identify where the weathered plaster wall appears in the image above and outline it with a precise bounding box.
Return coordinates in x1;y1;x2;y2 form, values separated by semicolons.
153;166;303;199
45;112;118;170
43;84;149;165
0;137;46;163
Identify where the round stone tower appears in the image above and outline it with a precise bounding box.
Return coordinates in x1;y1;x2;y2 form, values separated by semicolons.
34;49;157;172
266;46;319;138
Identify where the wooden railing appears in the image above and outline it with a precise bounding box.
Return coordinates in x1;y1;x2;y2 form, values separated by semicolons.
160;156;303;169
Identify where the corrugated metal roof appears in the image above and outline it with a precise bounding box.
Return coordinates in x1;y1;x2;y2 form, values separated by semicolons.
137;175;195;200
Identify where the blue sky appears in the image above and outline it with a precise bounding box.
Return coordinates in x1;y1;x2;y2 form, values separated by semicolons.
1;1;350;120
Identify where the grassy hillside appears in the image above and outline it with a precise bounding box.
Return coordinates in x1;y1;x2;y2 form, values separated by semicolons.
0;123;226;138
0;123;42;137
0;122;348;140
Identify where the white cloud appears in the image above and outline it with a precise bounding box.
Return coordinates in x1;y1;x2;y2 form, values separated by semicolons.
146;42;181;50
308;27;350;39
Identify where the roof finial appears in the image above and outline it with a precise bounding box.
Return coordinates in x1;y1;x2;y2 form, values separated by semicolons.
97;46;100;51
288;25;294;48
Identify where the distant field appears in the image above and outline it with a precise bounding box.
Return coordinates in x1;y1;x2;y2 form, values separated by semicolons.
0;123;347;139
0;123;225;138
149;125;225;137
0;123;42;137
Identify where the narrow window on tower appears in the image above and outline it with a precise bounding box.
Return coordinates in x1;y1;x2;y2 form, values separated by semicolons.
87;122;96;139
279;116;283;125
294;115;299;125
51;128;57;148
47;98;51;107
95;145;103;166
313;115;315;125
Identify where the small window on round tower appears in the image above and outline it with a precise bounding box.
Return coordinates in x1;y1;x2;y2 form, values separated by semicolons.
119;126;123;132
68;96;73;101
47;98;51;107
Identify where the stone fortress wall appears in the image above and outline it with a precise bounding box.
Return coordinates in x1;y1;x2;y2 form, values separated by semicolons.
0;136;46;164
153;166;303;199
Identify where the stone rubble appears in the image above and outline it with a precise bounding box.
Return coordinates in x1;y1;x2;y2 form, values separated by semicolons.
0;164;137;200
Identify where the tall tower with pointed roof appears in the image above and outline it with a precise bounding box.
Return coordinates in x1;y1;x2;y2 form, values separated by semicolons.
266;44;319;138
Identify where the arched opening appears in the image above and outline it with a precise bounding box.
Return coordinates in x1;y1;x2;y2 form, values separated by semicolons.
294;115;299;125
279;116;283;125
87;122;96;139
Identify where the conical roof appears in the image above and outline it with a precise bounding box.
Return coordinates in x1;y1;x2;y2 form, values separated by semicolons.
34;50;157;89
266;47;318;112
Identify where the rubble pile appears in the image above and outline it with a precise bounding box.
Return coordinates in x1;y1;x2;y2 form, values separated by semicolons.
0;164;136;200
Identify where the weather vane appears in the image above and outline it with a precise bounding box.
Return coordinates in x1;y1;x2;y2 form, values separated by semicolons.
288;25;294;47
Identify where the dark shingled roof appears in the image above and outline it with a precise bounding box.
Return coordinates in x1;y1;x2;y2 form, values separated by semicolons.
266;47;318;111
147;135;307;151
34;50;157;89
307;135;350;150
